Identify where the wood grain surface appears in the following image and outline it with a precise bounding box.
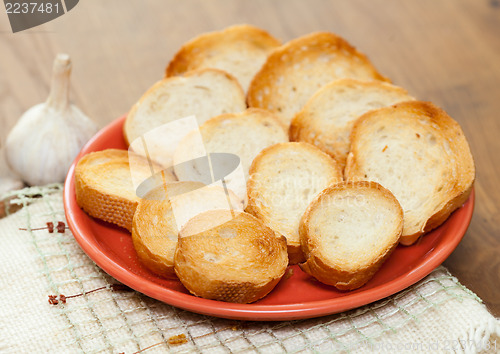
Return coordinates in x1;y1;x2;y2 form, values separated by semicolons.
1;0;499;316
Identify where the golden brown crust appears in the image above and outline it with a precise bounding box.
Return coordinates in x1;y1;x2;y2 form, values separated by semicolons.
75;149;136;231
203;107;288;135
299;181;403;290
299;242;398;290
166;24;281;78
131;198;178;278
75;149;174;231
174;210;288;303
76;179;137;232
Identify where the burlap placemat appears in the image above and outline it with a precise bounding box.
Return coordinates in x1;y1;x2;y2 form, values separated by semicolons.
0;185;498;353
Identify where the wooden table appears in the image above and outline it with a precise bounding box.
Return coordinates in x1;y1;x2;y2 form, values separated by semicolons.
1;0;499;316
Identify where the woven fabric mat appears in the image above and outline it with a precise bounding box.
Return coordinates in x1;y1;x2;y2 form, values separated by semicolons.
0;185;498;354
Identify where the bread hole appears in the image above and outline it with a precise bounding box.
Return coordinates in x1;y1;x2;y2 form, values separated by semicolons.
366;101;383;109
302;188;310;200
218;227;237;239
166;233;177;241
203;252;220;263
155;92;170;103
91;157;112;165
194;85;210;91
428;134;436;145
443;140;452;155
149;100;159;112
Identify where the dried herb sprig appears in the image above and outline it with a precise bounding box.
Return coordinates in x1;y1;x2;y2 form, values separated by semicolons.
48;283;132;305
20;221;67;233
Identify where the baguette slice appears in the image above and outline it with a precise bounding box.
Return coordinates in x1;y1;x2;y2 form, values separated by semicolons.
247;32;389;127
299;181;403;290
124;68;246;149
74;149;175;231
247;142;342;264
345;101;475;245
166;24;281;93
132;182;243;278
290;79;414;170
174;107;288;178
173;108;288;204
174;210;288;303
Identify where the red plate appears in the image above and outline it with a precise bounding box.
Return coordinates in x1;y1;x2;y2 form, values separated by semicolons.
64;116;474;321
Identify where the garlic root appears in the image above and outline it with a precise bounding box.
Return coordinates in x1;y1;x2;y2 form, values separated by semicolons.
4;54;98;186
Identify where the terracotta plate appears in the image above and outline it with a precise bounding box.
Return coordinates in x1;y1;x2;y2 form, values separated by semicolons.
63;116;474;321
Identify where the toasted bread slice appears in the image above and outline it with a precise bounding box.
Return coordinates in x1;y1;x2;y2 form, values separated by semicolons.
124;68;246;149
74;149;175;231
174;108;287;177
247;142;342;264
166;24;281;93
247;32;389;127
132;181;243;278
173;108;288;204
299;181;403;290
345;101;475;245
290;79;414;170
174;210;288;303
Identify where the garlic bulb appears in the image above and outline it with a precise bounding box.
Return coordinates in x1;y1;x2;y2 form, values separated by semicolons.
0;147;24;195
4;54;98;186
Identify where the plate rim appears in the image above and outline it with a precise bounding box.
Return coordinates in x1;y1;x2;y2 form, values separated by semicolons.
63;116;474;321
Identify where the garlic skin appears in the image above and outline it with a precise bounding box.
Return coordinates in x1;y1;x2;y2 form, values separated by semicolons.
4;54;98;186
0;147;24;196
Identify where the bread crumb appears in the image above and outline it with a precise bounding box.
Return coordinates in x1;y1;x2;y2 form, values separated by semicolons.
168;334;188;345
284;267;294;280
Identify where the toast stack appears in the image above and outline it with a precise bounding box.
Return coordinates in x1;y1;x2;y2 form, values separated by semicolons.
74;26;475;302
